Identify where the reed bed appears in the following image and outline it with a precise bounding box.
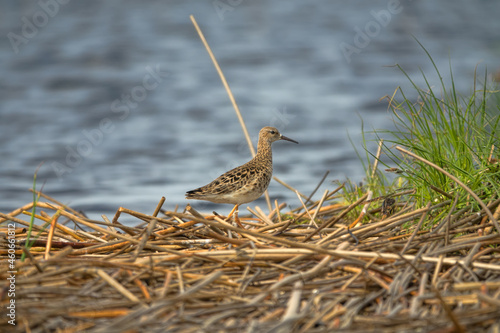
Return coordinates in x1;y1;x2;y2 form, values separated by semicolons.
1;188;500;333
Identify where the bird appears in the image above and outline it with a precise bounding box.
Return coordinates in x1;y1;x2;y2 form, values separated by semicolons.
186;126;298;227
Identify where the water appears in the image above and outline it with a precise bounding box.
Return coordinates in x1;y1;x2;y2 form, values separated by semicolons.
1;1;499;221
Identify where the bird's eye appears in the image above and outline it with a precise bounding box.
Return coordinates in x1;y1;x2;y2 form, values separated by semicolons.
269;130;276;134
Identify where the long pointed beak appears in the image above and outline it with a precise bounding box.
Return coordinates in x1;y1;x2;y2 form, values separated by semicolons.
280;134;299;144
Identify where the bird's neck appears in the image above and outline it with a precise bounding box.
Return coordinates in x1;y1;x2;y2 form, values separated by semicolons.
255;138;273;164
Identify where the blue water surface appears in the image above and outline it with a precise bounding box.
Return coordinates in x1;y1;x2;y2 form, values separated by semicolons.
1;1;499;222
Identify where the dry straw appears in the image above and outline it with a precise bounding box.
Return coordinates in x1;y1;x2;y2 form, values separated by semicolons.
1;180;499;332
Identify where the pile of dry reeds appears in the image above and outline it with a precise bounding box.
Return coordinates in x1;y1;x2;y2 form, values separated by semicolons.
1;189;500;333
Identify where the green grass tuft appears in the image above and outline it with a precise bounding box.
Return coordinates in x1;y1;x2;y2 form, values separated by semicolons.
375;43;500;213
21;164;50;261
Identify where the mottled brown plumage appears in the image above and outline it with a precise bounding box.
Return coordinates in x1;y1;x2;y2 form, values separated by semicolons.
186;126;298;227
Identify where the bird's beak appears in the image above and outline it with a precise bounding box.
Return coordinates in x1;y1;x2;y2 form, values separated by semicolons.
280;134;299;144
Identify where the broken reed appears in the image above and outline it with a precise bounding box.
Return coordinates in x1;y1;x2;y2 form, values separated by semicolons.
0;185;499;332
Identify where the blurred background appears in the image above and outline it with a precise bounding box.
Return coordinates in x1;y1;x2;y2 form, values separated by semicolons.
1;1;499;221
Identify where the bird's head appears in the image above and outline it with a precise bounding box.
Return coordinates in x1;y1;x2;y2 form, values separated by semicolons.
259;126;298;144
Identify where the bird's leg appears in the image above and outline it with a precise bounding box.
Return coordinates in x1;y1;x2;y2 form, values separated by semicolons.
227;204;238;219
234;207;245;228
227;204;244;228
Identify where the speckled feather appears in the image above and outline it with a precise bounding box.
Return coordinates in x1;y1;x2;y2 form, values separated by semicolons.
186;126;298;205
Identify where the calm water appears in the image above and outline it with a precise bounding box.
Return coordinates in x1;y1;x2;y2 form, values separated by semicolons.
1;1;499;222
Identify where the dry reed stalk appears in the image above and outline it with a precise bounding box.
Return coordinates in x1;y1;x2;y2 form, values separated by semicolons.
396;146;500;234
189;15;276;215
1;180;499;332
304;192;370;242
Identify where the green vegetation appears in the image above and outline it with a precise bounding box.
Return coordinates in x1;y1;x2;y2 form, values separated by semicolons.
21;165;50;261
381;47;499;209
344;45;500;226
